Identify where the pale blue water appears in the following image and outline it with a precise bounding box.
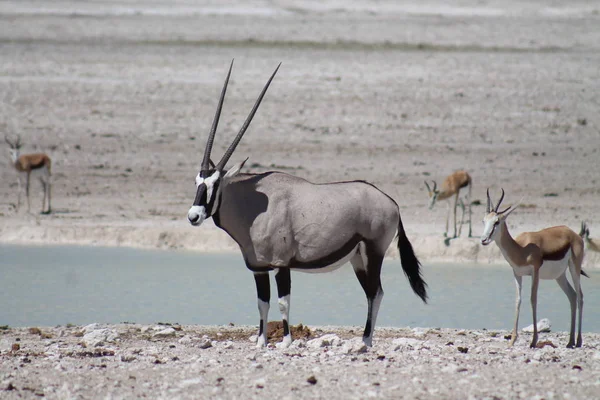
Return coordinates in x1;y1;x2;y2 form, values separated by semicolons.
1;244;598;333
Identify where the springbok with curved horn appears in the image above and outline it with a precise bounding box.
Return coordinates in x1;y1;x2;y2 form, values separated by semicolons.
481;189;586;348
187;61;427;348
5;135;52;214
424;170;472;238
579;222;600;253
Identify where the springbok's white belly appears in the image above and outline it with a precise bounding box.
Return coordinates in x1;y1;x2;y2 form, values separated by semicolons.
511;250;570;280
292;243;360;274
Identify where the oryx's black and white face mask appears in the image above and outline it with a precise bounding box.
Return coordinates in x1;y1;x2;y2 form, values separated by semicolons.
186;60;280;227
188;170;221;226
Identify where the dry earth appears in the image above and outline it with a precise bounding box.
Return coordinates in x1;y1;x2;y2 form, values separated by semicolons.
1;1;600;398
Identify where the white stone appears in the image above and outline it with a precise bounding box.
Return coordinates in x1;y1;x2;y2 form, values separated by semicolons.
306;334;342;348
522;319;551;333
392;337;421;350
82;328;118;347
153;327;176;337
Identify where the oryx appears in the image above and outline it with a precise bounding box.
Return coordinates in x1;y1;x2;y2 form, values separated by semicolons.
187;61;428;347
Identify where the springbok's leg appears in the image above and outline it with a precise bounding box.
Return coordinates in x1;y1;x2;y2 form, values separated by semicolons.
16;176;22;211
351;243;384;347
25;172;31;212
457;198;465;237
452;193;459;238
569;262;584;347
444;201;450;237
467;183;472;237
39;177;47;213
47;177;52;213
510;274;522;346
556;272;577;348
529;266;540;348
253;271;271;347
275;268;292;347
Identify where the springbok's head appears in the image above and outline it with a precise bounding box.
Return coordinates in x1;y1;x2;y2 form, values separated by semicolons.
5;135;22;163
424;180;439;209
481;188;520;245
187;60;280;227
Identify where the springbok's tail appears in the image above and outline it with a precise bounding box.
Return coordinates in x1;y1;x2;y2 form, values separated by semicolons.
397;216;428;303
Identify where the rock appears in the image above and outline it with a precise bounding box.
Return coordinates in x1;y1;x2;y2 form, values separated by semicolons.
340;338;368;354
153;327;176;338
198;338;212;349
306;334;342;349
392;337;421;351
522;319;551;333
82;328;118;347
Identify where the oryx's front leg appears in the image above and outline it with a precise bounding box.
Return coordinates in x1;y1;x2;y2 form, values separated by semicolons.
253;271;270;347
510;274;522;346
275;268;292;347
351;244;384;347
25;171;31;212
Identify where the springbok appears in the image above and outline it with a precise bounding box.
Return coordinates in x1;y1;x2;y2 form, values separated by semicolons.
5;135;52;214
187;61;427;348
579;222;600;253
424;170;472;238
481;189;586;348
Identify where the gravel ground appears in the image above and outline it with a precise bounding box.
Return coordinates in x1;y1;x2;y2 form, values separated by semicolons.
1;324;600;399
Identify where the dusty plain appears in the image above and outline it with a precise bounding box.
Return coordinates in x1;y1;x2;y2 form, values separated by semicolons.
1;1;600;399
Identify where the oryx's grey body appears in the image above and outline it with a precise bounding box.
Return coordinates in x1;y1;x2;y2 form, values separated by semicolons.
187;61;427;347
216;172;398;269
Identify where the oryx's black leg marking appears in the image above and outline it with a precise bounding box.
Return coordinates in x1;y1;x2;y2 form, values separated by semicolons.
253;271;270;347
275;268;292;346
350;242;384;347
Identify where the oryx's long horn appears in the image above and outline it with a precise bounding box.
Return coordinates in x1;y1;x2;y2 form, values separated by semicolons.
215;63;281;172
424;181;431;192
486;188;491;213
495;188;505;212
432;180;437;192
201;60;234;173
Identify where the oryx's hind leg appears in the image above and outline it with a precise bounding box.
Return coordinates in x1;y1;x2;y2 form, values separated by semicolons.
555;272;577;348
351;242;384;347
275;268;292;348
253;271;271;347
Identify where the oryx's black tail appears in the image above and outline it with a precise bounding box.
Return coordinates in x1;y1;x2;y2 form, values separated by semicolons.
397;216;428;303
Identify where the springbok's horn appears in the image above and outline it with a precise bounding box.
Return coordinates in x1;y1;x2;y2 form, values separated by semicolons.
4;135;13;147
201;60;234;173
495;188;505;212
215;63;281;172
486;188;491;213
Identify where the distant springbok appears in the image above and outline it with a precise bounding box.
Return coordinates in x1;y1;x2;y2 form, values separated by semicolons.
579;221;600;253
481;189;586;348
424;170;472;238
186;61;427;348
5;135;52;214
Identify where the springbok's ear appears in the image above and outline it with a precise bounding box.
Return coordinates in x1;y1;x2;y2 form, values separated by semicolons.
503;198;523;217
223;157;249;179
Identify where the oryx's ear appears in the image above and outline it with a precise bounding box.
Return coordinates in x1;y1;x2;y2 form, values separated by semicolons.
223;157;249;179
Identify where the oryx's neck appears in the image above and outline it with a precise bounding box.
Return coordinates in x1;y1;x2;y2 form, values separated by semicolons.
495;223;527;267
